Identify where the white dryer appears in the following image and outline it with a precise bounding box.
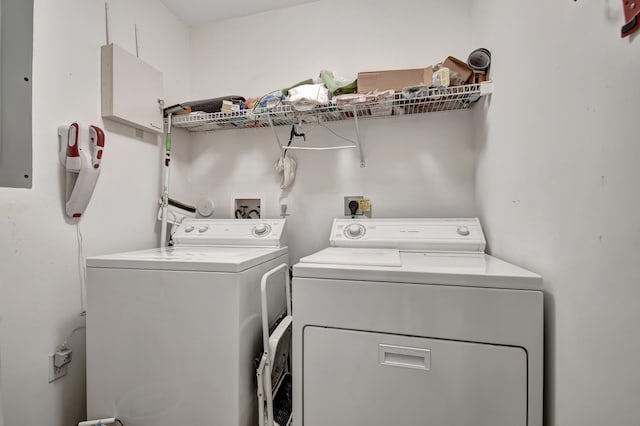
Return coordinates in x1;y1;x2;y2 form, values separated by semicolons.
86;219;288;426
292;218;543;426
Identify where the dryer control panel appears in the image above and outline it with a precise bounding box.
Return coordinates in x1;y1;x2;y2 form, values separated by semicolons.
172;219;286;247
330;218;486;252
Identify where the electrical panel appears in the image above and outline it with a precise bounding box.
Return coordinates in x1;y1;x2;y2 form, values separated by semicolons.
101;43;164;134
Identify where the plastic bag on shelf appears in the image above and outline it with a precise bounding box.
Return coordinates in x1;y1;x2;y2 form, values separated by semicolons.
288;84;329;111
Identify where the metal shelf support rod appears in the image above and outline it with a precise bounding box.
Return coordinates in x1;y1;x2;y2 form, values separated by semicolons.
267;113;285;155
352;105;365;168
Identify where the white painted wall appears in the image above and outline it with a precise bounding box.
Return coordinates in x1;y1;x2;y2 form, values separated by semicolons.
181;0;479;262
5;1;635;425
0;1;189;425
472;1;640;425
0;355;3;426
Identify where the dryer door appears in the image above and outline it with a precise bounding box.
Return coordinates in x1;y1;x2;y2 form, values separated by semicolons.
303;327;527;426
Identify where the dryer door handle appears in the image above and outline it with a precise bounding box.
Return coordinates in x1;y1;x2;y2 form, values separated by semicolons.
378;344;431;371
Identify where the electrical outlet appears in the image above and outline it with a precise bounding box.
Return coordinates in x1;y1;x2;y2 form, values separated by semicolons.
344;196;371;218
48;352;68;382
344;196;362;217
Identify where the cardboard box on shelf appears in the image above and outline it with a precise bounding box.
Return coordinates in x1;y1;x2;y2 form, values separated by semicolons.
472;71;488;84
357;67;433;94
442;56;473;85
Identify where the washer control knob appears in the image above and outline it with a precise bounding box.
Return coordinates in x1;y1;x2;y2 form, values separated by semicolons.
457;226;470;236
346;223;364;238
252;223;271;237
185;226;194;233
198;226;209;233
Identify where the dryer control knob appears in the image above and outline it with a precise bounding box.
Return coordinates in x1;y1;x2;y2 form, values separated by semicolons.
185;226;195;233
457;226;470;236
252;223;271;237
347;224;364;238
198;226;209;233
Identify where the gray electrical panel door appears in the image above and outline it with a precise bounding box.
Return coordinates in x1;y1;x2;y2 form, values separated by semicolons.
303;327;527;426
0;0;34;188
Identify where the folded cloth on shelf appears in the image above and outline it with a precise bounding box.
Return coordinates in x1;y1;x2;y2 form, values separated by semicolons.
288;84;329;111
282;79;314;96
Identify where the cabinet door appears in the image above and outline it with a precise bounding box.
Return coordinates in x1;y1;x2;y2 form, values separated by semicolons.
303;327;527;426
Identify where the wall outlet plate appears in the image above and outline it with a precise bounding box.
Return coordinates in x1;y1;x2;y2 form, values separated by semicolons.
48;353;68;382
358;198;371;213
344;196;371;218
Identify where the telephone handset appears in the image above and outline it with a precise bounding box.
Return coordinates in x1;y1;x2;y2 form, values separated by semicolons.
57;123;106;218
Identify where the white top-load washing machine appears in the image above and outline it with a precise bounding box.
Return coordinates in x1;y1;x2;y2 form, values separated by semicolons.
86;219;288;426
292;218;543;426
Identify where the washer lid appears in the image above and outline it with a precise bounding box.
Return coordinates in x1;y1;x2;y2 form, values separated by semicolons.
87;246;288;272
299;248;402;267
295;248;541;290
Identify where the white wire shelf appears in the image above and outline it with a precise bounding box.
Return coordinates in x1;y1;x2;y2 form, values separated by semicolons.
171;82;493;132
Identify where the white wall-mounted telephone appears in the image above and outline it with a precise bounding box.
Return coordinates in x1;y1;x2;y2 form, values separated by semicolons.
57;123;106;218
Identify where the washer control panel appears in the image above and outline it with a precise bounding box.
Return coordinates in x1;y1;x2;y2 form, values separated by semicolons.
331;218;486;252
173;219;286;247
